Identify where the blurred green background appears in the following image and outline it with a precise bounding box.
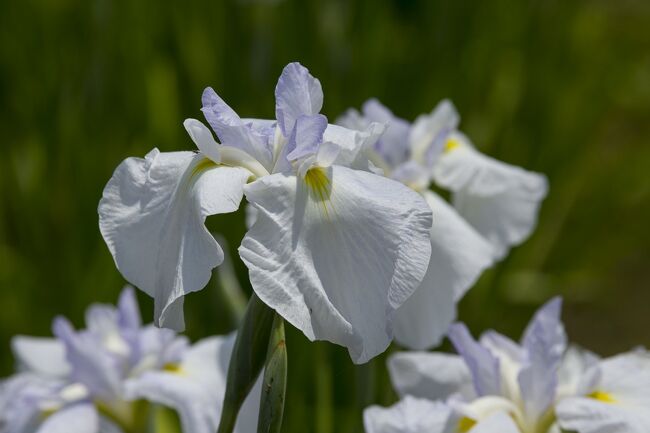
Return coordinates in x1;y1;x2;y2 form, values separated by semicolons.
1;0;649;431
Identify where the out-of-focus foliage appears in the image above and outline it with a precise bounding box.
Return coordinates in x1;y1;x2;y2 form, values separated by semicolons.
0;0;649;432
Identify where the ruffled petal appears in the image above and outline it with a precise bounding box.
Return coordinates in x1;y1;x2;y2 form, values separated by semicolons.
275;62;323;137
240;166;432;363
98;149;250;329
364;396;453;433
11;337;70;378
388;352;474;401
432;134;548;259
393;191;494;350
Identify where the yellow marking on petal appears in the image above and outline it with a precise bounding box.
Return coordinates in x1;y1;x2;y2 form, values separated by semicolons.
445;137;461;153
457;416;477;433
191;157;218;178
163;363;185;375
588;390;616;403
304;166;333;219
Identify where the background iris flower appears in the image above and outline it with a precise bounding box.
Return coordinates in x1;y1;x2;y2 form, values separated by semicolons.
0;287;260;433
338;99;547;350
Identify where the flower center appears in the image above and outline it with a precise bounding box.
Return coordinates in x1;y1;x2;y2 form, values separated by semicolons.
588;390;616;403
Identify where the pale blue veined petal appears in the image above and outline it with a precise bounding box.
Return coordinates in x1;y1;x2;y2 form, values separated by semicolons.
517;297;567;420
275;62;323;137
448;323;502;397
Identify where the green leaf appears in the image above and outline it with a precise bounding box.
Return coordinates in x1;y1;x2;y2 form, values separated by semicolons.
257;315;287;433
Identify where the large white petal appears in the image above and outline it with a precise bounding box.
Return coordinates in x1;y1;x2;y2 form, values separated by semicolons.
239;166;432;363
99;149;250;330
11;337;70;378
388;352;475;401
432;134;548;259
364;396;453;433
36;403;99;433
556;397;650;433
556;351;650;433
393;191;494;350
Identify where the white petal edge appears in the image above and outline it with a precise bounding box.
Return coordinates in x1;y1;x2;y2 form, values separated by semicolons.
393;191;494;350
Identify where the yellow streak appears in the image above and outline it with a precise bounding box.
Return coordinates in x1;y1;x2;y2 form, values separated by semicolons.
304;167;332;219
588;390;616;403
191;157;218;178
445;137;461;153
163;363;185;375
457;417;477;433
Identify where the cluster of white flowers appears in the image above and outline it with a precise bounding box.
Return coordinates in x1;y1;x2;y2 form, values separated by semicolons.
7;61;643;433
366;298;650;433
0;287;260;433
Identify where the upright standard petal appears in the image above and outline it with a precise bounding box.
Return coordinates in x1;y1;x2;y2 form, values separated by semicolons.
285;114;328;162
99;149;251;330
361;99;412;167
275;62;323;137
11;337;70;378
239;166;432;363
448;324;502;397
517;298;567;420
52;317;121;400
388;352;474;401
409;99;459;167
393;191;494;350
201;88;273;168
432;134;548;259
364;396;454;433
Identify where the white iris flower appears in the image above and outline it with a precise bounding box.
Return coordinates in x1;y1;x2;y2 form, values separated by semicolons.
98;62;433;364
0;287;260;433
367;297;650;433
337;99;547;350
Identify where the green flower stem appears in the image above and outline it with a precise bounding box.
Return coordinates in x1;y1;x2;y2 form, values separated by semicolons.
217;293;276;433
257;314;287;433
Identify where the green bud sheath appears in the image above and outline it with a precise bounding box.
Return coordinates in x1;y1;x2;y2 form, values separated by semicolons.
257;315;287;433
217;294;276;433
